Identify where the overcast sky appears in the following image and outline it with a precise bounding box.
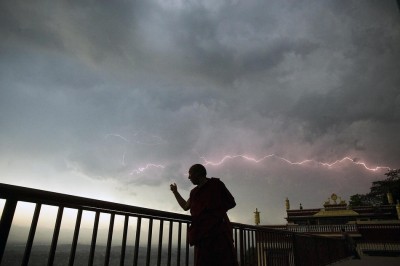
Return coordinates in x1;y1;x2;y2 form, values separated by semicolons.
1;0;399;225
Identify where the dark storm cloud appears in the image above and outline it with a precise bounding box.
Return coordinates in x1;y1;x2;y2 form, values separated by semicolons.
1;0;399;223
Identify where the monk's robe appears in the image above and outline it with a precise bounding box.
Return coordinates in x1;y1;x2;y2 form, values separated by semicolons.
188;177;238;266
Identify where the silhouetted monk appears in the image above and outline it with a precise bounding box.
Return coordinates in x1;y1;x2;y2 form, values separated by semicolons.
170;164;238;266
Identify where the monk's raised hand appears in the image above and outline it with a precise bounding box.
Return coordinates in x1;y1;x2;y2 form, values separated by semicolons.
170;183;178;193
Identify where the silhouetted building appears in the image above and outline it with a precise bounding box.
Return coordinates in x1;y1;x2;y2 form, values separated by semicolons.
262;193;400;257
285;193;399;226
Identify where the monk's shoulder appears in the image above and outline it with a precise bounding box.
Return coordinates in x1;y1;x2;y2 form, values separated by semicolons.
209;177;222;184
209;177;227;189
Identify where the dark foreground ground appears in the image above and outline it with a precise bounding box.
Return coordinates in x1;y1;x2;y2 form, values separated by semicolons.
331;255;400;266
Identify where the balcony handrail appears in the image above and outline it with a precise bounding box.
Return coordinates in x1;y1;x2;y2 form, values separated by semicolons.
0;183;350;266
0;183;190;223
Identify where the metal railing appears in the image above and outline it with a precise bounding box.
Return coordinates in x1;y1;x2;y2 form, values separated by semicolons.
0;183;349;266
264;224;358;234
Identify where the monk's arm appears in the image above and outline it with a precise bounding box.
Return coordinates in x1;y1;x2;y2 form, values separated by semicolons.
170;183;191;211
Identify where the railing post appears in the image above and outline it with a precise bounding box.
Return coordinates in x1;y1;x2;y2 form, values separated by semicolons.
133;217;142;266
251;230;256;266
157;220;164;266
120;215;129;266
104;213;115;266
48;206;64;266
185;224;189;266
22;203;42;266
239;226;245;266
292;233;300;266
88;211;100;266
0;199;17;264
167;221;173;266
177;222;182;266
69;209;82;266
146;218;153;266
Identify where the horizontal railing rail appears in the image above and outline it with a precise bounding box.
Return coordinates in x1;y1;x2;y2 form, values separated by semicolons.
0;183;350;266
286;224;358;233
265;223;400;234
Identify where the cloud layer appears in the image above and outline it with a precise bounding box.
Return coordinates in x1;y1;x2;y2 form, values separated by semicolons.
1;0;399;224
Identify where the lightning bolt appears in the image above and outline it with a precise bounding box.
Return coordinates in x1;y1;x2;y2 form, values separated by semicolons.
105;134;130;142
132;130;167;146
201;154;391;172
129;164;165;175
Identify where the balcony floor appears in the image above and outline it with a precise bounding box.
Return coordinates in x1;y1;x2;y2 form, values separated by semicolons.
331;255;400;266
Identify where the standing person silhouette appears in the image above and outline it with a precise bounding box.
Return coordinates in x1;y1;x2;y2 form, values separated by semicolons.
341;228;361;259
170;164;238;266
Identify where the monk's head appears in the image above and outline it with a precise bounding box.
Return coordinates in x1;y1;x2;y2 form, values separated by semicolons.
188;164;207;185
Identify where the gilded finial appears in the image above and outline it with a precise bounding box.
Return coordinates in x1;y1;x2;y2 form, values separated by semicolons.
254;208;260;225
331;193;338;204
285;197;290;210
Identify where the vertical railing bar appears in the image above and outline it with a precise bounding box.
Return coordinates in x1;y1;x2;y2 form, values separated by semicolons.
273;231;277;265
255;229;259;266
120;215;129;266
256;230;260;266
261;231;266;266
272;231;275;266
286;233;291;266
258;230;262;266
234;227;237;265
280;231;285;266
104;213;115;266
292;233;296;265
239;227;245;266
133;216;142;266
288;233;291;265
281;232;284;266
257;230;261;266
47;206;64;266
156;220;164;266
177;222;182;266
68;208;82;266
0;199;17;264
234;228;238;257
247;230;251;265
145;218;153;266
272;230;276;250
246;230;250;265
266;231;270;266
288;233;292;266
274;231;278;265
88;211;100;266
272;231;276;266
251;230;256;266
22;203;41;266
265;230;269;266
242;229;247;266
185;223;189;266
167;221;173;266
245;228;249;266
246;228;250;266
292;233;299;266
